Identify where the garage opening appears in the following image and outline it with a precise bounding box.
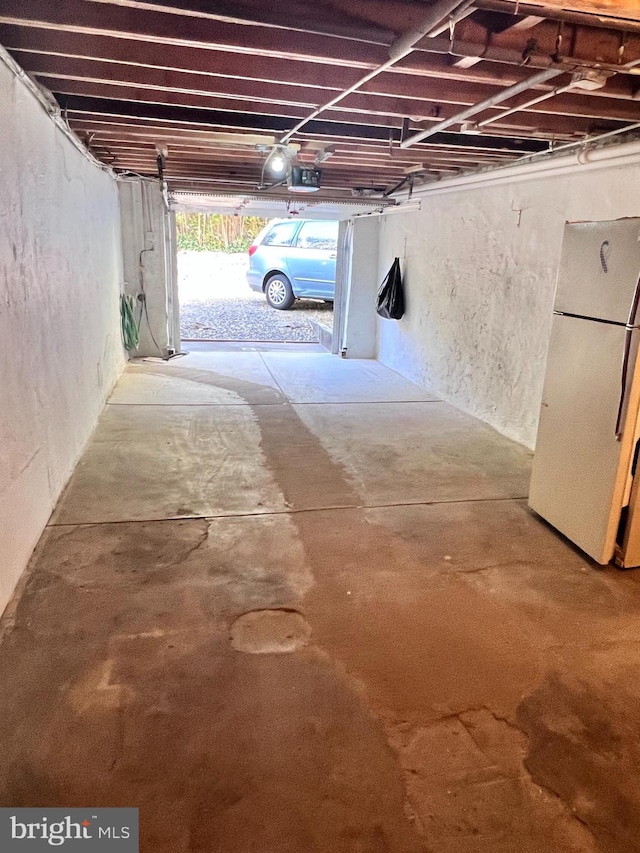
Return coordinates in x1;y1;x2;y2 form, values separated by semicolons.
177;212;335;344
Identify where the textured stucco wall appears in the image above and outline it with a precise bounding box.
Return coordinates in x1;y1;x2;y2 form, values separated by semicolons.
377;162;640;449
0;58;125;613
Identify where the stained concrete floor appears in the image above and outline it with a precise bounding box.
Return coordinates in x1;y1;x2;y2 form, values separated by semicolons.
2;348;640;852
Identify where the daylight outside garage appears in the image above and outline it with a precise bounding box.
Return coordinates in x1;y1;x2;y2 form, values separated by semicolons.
177;211;335;344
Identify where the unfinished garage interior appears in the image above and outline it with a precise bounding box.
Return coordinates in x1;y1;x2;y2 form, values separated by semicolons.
3;0;640;850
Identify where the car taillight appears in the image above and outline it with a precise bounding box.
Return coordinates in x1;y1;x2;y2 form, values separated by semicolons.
248;244;258;256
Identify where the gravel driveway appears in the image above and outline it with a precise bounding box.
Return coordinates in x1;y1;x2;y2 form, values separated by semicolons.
179;250;334;342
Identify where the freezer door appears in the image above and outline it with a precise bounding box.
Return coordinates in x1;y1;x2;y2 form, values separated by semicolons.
529;315;639;563
554;219;640;324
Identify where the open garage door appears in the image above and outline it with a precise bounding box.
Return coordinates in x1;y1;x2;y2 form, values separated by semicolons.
172;194;384;352
177;213;335;344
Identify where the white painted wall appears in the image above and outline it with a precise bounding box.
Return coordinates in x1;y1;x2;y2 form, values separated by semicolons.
119;178;180;358
341;216;380;359
376;160;640;448
0;57;125;614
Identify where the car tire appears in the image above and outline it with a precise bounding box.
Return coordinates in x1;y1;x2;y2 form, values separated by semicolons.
264;273;295;310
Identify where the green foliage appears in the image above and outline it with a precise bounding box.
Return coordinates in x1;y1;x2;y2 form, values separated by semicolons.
176;212;267;253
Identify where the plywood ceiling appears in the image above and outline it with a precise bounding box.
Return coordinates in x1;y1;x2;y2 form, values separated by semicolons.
2;0;640;201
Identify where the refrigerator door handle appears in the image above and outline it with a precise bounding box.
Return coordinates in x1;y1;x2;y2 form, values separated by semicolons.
627;274;640;327
615;274;640;438
615;326;636;439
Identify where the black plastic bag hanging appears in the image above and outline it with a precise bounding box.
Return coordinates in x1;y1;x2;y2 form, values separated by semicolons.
376;257;405;320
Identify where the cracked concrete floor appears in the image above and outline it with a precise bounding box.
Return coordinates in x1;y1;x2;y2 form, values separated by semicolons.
2;347;640;852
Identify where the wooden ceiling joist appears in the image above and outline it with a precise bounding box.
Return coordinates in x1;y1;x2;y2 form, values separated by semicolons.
1;0;639;196
27;59;640;126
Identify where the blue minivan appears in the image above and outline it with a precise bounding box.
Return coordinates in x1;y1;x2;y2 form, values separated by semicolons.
246;219;339;310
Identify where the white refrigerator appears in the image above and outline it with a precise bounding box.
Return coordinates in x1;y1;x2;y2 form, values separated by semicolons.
529;218;640;567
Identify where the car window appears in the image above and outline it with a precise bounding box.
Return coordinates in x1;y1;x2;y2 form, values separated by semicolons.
295;221;339;251
261;221;299;247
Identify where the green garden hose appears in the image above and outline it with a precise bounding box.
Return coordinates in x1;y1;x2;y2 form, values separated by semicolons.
120;293;140;352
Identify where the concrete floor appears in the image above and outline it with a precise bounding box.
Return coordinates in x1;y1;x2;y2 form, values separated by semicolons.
2;349;640;852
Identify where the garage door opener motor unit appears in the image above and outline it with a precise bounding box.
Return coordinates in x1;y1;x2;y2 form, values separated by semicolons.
288;166;322;193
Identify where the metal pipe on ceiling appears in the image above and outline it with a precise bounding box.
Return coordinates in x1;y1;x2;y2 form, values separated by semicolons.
278;0;474;144
427;4;477;38
475;81;575;129
420;37;640;76
387;0;474;61
477;0;640;36
388;135;640;201
527;119;640;160
400;66;566;148
576;135;640;163
404;121;640;196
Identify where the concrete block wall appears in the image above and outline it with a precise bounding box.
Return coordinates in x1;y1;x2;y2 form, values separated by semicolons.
0;54;125;614
376;160;640;449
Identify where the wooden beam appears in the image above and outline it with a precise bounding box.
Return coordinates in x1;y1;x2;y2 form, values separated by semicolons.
492;0;640;19
446;15;640;68
0;25;363;88
22;52;640;123
5;24;638;102
94;139;529;160
79;0;398;44
4;0;640;74
478;0;640;34
57;95;552;150
41;76;623;137
65;116;546;155
0;0;389;67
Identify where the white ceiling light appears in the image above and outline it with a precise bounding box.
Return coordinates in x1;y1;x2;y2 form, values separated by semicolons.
269;152;286;173
265;143;300;175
